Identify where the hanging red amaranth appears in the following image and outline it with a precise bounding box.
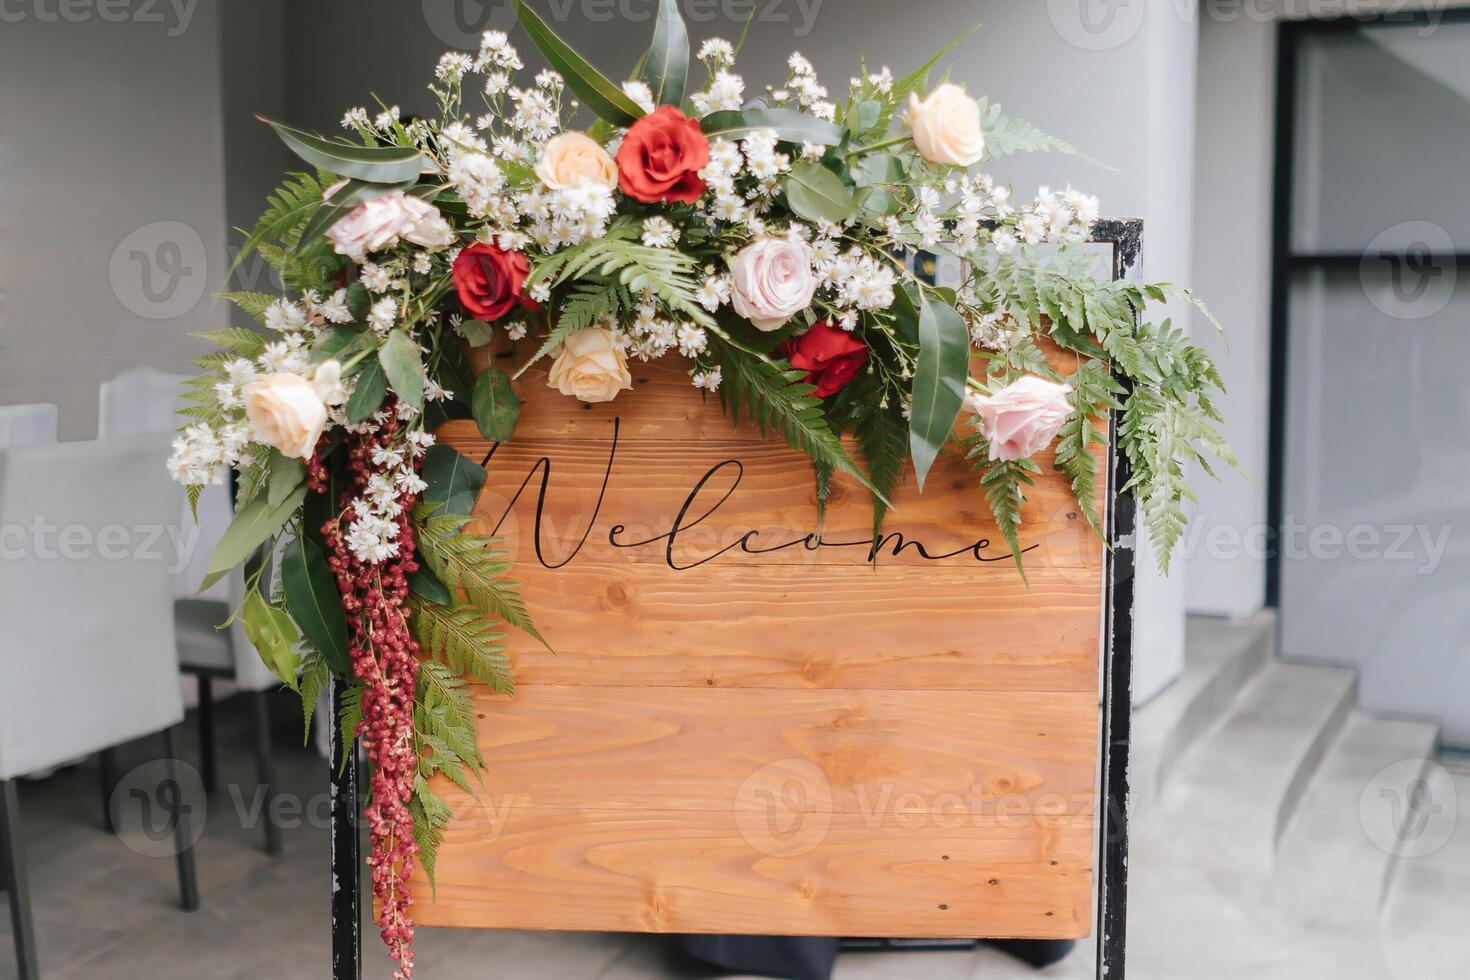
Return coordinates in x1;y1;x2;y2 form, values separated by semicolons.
309;414;423;979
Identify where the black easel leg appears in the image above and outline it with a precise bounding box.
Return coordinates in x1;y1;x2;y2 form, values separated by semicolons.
251;691;282;855
1;779;39;980
197;674;216;794
162;728;201;912
100;747;119;834
330;679;362;980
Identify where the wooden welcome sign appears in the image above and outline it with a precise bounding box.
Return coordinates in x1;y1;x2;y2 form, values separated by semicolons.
335;227;1140;976
403;338;1105;940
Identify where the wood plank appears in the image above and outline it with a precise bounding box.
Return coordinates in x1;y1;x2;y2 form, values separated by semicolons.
443;433;1107;571
437;687;1097;814
410;806;1094;938
495;562;1101;691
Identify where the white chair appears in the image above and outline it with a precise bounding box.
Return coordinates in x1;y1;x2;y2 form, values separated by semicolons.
98;367;283;854
0;435;200;979
0;403;58;448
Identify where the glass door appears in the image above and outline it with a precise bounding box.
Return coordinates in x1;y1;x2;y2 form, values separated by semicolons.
1274;15;1470;744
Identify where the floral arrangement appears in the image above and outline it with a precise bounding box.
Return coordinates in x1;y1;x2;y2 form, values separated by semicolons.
169;2;1233;975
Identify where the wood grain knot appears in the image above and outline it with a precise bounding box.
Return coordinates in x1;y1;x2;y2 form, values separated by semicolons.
604;583;630;609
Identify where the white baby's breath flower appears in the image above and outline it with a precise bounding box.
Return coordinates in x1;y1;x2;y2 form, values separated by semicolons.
368;297;397;335
697;38;734;64
621;80;656;114
691;366;722;392
640;215;679;248
360;263;391;293
412;253;433;275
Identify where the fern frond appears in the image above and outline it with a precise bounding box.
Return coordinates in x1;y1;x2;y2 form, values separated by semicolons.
712;341;883;503
410;595;513;694
854;402;908;538
297;650;330;747
337;682;362;777
235;170;331;271
415;514;549;651
192;327;267;357
219;291;279;326
1053;359;1123;538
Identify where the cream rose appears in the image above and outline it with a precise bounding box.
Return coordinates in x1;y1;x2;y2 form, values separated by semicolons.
964;375;1072;462
242;373;329;460
535;132;618;191
907;83;986;168
729;238;817;332
547;327;633;404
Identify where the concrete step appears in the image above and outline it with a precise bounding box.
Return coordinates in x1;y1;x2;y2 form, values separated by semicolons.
1132;612;1274;812
1275;713;1439;931
1158;661;1357;883
1382;758;1470;979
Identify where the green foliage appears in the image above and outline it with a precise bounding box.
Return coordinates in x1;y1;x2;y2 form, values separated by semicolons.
854;401;909;538
297;650;330;746
414;509;549;652
711;341;883;503
530;223;712;326
967;443;1041;580
908;286;970;489
514;0;646;125
472;368;521;442
193;327;267;358
410;596;513;694
220;291;280;326
233;170;333;274
337;682;362;777
979;98;1100;165
1054;359;1124;537
784;160;857;224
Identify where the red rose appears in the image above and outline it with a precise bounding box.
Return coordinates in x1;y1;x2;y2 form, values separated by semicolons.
778;321;869;398
452;242;538;321
615;106;711;204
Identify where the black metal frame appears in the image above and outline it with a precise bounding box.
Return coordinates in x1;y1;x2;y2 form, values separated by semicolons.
1267;8;1470;607
329;223;1141;980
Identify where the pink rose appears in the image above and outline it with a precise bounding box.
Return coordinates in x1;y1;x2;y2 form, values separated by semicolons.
325;191;450;257
729;238;817;332
964;375;1073;462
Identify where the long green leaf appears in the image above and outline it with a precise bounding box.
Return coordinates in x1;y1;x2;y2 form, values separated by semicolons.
421;445;486;517
378;330;424;410
908;289;969;489
200;483;307;593
346;359;386;422
700;107;844;145
784;160;857;224
240;590;301;689
281;534;351;674
267;450;306;508
514;1;646;126
472;368;521;442
263;118;425;183
642;0;689;107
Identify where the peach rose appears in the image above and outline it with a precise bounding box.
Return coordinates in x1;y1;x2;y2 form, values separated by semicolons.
547;327;633;404
907;83;986;168
535;132;618;191
964;375;1072;462
243;373;329;459
729;238;817;332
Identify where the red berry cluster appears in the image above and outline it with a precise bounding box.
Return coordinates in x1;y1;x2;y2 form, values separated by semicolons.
310;416;423;979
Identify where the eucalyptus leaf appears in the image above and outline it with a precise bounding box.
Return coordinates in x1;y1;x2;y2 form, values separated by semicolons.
699;107;844;146
514;0;646;126
200;482;306;593
311;325;372;365
472;368;521;443
784;160;856;224
281;534;350;674
460;319;493;348
346;359;386;422
378;330;424;410
854;152;905;186
642;0;689;107
421;445;486;517
263;118;424;183
855;185;900;216
908;289;970;489
241;589;301;690
266;451;306;509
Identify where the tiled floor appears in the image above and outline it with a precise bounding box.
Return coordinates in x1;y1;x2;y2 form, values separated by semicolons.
0;694;1078;980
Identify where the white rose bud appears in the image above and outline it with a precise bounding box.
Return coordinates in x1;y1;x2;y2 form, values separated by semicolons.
906;83;986;168
547;327;634;404
242;374;329;459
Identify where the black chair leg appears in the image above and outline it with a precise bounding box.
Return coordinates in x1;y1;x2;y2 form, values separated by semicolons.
161;728;200;912
196;674;216;794
1;779;39;979
100;747;119;834
250;691;282;855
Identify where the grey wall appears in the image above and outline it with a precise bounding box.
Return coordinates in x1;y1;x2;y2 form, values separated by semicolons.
0;0;231;440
